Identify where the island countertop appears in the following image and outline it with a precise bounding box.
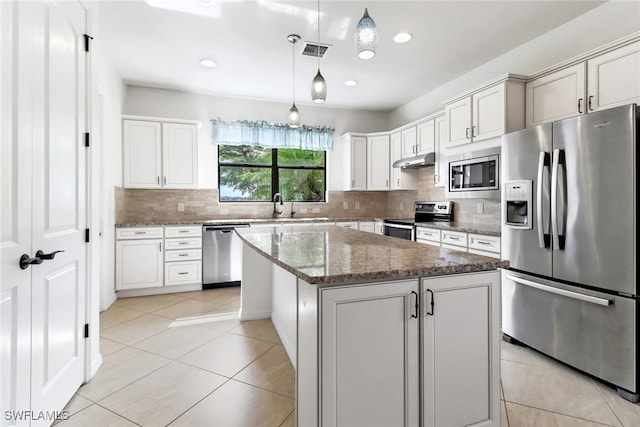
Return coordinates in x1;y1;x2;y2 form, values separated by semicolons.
236;224;508;286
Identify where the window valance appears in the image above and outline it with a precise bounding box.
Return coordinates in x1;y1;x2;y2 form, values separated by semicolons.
211;118;334;151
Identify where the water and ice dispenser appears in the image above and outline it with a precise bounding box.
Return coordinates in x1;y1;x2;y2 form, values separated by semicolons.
504;180;532;229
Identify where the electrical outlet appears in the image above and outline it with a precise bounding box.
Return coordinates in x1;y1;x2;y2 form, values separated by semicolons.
476;202;484;214
312;207;320;213
343;202;348;209
355;201;360;209
177;203;185;212
300;208;308;214
399;202;404;211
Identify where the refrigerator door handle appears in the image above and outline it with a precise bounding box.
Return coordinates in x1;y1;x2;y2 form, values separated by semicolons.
505;274;612;307
537;151;550;248
551;149;565;250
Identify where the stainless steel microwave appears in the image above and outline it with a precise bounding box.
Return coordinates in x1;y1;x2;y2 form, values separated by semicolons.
446;147;500;199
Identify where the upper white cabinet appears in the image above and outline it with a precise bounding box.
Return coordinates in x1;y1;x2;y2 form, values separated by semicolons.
342;133;367;191
390;131;418;191
401;126;418;157
526;38;640;127
416;119;435;155
444;75;526;147
123;118;198;189
367;133;390;190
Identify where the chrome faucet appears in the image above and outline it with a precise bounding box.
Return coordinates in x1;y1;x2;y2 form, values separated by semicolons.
272;193;283;218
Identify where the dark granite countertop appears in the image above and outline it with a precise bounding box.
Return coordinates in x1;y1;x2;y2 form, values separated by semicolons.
236;225;508;286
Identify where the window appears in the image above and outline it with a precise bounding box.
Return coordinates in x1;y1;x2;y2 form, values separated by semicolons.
218;145;326;202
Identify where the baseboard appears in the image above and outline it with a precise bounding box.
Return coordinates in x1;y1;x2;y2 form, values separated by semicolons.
271;312;296;369
238;310;271;321
88;353;103;381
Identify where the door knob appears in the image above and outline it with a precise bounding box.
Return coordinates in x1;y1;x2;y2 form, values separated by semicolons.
35;249;64;260
19;254;43;270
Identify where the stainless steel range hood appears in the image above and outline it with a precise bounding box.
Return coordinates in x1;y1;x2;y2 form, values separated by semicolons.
392;152;436;168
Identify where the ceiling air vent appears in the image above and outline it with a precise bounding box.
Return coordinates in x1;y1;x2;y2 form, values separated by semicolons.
301;42;331;58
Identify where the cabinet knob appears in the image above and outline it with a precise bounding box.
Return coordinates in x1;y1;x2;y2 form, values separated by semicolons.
465;128;470;139
588;95;594;111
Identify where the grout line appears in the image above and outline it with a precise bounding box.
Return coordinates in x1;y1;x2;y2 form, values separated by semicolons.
592;378;625;427
163;378;233;426
93;402;143;427
503;401;618;426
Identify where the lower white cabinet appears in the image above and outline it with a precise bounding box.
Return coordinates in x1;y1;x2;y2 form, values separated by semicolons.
320;280;420;426
115;227;164;290
164;225;202;286
422;272;501;427
468;233;501;259
415;226;441;247
335;221;358;229
358;221;375;233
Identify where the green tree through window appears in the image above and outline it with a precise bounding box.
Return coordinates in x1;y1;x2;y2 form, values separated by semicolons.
218;145;326;202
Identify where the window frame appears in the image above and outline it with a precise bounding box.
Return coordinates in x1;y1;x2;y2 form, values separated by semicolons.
218;146;326;202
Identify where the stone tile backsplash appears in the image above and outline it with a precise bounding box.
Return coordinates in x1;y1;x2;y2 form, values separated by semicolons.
115;167;501;229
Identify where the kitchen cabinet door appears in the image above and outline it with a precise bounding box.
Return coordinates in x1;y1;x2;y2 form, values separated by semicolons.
162;123;198;189
342;134;367;191
587;41;640;112
367;134;390;190
321;280;420;427
417;119;435;154
473;83;505;141
115;239;164;290
434;114;447;187
401;126;418;157
123;120;162;188
422;272;501;427
445;96;472;147
525;63;586;127
390;131;418;191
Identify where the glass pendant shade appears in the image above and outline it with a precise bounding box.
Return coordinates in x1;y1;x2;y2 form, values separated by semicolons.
355;8;378;60
311;69;327;103
288;103;300;128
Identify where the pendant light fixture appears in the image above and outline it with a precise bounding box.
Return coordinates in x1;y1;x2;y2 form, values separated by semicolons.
355;8;378;60
311;0;327;103
287;34;301;128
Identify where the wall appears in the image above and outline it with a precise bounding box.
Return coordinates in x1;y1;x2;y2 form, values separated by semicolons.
388;1;640;127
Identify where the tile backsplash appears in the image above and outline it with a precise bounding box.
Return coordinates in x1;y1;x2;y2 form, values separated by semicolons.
115;167;500;229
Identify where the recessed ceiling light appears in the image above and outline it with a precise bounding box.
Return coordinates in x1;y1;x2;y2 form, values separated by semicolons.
393;32;412;43
344;80;358;87
200;58;217;68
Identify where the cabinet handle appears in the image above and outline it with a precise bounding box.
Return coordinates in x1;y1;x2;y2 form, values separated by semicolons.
588;95;594;111
178;272;189;275
352;179;355;187
472;125;476;137
397;178;400;187
476;241;491;245
433;174;437;184
578;98;583;114
425;289;434;316
157;176;160;185
178;253;189;257
410;291;419;318
178;230;189;233
465;128;470;139
163;176;167;185
178;241;189;245
134;231;146;235
448;236;460;240
159;242;162;252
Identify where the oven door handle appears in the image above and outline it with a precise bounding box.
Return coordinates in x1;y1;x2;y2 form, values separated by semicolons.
383;223;414;230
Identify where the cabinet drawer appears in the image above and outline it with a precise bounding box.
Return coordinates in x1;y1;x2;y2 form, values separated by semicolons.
416;227;441;242
165;249;202;262
468;233;501;254
335;221;358;228
416;238;440;248
441;230;467;247
165;261;202;286
468;248;501;259
164;237;201;250
165;226;202;238
116;227;164;240
442;243;468;252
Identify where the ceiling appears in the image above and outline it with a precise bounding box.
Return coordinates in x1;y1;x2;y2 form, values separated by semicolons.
96;0;605;112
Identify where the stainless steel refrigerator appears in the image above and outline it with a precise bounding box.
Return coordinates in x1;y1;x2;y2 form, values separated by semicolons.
501;104;638;402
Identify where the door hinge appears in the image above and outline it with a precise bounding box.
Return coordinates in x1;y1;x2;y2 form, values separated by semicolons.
84;323;89;338
85;228;90;243
84;132;90;147
84;34;93;52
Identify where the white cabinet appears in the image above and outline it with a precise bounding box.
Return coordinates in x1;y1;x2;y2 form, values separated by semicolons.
421;272;501;427
468;233;501;259
123;119;198;189
441;230;468;251
416;119;435;155
433;114;447;188
321;280;420;426
526;40;640;127
115;227;164;290
401;126;418;157
390;131;418;191
374;221;384;235
366;134;390;190
415;226;441;247
358;221;375;233
335;221;358;229
445;76;525;147
164;225;202;286
342;133;367;191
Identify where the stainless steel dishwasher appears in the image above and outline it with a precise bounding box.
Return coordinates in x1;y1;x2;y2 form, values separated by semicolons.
202;224;249;288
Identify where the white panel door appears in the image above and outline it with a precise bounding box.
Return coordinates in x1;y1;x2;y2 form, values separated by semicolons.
1;1;87;424
123;120;162;188
30;1;87;421
1;1;34;422
445;97;472;147
416;120;435;154
473;83;505;142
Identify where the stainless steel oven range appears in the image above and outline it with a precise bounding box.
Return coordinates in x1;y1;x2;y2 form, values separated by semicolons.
383;201;453;240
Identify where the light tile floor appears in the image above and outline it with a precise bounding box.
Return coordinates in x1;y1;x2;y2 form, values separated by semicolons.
57;287;639;427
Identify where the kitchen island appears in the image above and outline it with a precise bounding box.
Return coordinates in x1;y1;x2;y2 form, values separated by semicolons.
236;224;508;427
